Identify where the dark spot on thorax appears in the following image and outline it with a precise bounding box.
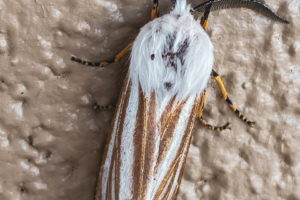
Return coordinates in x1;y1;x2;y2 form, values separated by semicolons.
151;54;155;60
162;33;189;72
164;82;173;90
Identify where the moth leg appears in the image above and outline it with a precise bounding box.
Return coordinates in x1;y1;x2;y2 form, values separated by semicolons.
211;69;255;126
198;91;231;131
93;103;115;111
151;0;159;20
199;117;231;131
200;0;213;30
71;43;132;68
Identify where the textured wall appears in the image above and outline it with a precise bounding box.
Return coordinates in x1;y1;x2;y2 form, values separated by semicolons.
0;0;299;200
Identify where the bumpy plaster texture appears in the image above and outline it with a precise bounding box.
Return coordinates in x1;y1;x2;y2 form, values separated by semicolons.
0;0;299;200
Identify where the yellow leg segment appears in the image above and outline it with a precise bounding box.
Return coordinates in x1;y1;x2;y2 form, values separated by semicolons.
71;43;132;68
114;43;133;62
151;0;159;20
197;91;206;117
202;20;209;30
200;2;212;30
198;91;231;131
212;70;255;126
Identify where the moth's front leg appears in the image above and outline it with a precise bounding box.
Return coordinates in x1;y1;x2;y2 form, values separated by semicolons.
71;0;160;67
71;43;132;68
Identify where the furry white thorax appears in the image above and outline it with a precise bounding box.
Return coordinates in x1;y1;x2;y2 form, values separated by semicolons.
129;0;213;102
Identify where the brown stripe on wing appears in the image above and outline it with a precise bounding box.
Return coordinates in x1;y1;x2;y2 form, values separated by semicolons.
154;97;200;199
170;184;180;200
114;79;132;200
132;85;158;199
132;84;146;199
153;155;182;199
155;99;187;174
159;96;176;128
161;157;181;200
96;75;130;200
171;97;201;199
141;91;158;198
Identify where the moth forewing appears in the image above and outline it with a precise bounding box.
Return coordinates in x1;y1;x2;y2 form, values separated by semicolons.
97;75;132;199
96;1;213;199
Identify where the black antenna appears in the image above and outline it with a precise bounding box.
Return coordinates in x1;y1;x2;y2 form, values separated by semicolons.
193;0;289;24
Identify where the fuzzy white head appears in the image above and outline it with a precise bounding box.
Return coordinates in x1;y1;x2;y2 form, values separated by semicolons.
129;0;213;102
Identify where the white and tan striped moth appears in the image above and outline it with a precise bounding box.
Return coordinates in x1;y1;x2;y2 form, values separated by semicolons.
98;2;213;199
71;0;288;199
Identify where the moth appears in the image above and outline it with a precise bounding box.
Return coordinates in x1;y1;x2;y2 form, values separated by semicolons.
71;0;288;199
